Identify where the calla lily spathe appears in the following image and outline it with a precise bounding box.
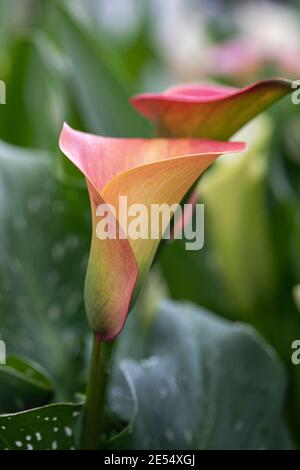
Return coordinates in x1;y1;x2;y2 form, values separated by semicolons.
131;78;292;138
59;124;245;340
132;78;292;235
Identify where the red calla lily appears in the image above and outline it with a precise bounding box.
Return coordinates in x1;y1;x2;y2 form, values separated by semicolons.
131;78;292;139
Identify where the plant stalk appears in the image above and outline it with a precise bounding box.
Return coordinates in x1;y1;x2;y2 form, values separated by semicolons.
79;334;113;449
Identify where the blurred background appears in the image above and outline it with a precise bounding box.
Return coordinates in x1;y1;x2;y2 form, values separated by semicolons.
0;0;300;449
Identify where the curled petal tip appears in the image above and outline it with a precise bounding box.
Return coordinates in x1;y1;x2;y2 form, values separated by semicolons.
131;78;293;139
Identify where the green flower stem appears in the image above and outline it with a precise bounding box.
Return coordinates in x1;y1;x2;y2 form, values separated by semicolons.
79;334;113;449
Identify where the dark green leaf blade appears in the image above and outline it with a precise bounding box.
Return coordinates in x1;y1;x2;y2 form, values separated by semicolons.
0;356;53;413
0;139;90;399
0;403;82;450
110;300;291;450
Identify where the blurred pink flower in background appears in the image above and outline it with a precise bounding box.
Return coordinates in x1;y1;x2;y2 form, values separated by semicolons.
64;0;300;86
212;2;300;81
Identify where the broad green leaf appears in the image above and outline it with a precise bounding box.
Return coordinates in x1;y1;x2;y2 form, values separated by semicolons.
0;139;90;399
0;403;82;450
0;37;33;147
0;356;53;413
199;117;278;319
0;399;134;450
50;0;151;138
24;32;71;152
0;31;65;151
109;300;291;450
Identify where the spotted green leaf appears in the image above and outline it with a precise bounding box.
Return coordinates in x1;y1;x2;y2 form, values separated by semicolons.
0;356;53;414
0;403;82;450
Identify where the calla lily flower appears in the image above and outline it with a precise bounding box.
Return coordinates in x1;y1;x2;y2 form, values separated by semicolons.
132;78;291;236
59;123;245;340
131;78;292;139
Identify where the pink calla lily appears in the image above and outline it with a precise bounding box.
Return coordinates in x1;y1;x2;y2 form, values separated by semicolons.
59;123;245;340
131;78;292;139
132;78;292;235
